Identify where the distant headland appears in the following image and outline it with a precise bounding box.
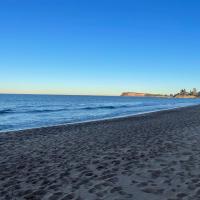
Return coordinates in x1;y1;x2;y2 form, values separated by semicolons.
121;88;200;98
121;92;169;98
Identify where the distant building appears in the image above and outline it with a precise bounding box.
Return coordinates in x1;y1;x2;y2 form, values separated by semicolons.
192;88;197;96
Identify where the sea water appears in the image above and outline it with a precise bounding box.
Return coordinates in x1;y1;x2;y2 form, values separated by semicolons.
1;94;200;132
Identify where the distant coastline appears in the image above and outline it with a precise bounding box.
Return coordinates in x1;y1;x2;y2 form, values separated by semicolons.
121;92;170;98
121;88;200;98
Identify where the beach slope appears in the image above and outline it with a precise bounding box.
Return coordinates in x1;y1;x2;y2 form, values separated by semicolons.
1;105;200;199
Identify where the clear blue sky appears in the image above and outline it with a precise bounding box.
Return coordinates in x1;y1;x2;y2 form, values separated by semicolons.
0;0;200;95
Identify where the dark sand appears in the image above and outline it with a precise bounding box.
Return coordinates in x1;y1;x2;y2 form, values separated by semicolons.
1;105;200;200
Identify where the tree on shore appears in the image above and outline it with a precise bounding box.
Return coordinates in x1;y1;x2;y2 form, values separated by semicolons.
180;89;187;95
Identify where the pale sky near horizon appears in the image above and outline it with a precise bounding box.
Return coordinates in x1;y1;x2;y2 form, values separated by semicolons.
0;0;200;95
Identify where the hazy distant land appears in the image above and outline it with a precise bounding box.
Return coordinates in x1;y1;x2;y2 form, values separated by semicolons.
121;92;170;98
121;88;200;98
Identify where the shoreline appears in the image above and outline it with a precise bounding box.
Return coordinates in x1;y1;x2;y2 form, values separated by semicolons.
1;104;200;199
1;103;199;134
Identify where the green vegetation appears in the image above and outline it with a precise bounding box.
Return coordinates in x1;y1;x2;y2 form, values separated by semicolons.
174;88;200;98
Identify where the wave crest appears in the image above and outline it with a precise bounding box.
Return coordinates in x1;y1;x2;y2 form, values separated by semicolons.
0;109;13;114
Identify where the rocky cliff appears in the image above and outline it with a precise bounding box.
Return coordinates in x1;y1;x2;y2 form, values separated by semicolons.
121;92;146;97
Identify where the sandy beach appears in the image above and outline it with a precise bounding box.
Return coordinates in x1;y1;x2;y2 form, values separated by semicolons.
1;105;200;200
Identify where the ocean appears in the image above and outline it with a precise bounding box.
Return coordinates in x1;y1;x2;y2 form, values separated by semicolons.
1;94;200;132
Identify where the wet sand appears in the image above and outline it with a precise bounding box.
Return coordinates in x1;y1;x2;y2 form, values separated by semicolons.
1;105;200;200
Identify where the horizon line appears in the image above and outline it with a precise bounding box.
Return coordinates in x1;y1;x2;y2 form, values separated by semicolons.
0;92;120;96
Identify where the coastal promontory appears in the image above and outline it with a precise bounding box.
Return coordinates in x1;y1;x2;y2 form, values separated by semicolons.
121;92;169;97
121;88;200;98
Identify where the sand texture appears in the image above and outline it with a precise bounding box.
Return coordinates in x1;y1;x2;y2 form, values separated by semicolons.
1;105;200;200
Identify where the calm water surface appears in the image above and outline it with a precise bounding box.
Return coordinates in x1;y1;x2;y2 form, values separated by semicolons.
1;94;200;132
